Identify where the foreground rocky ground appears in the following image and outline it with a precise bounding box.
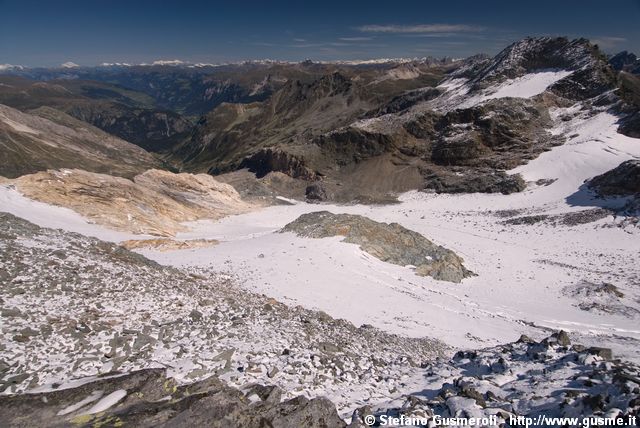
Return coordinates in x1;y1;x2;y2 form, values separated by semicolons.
0;368;347;428
0;213;446;413
1;213;639;426
369;335;640;427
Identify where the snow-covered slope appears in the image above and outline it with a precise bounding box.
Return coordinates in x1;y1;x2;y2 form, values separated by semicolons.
0;185;142;242
428;70;572;112
125;106;640;359
4;101;636;362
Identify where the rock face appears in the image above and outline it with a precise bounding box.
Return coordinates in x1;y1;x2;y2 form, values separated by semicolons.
589;160;640;196
610;51;640;74
422;167;526;194
10;168;254;236
414;98;554;169
66;105;193;152
281;211;474;282
0;369;346;428
0;104;163;179
239;148;317;179
588;160;640;216
305;182;328;201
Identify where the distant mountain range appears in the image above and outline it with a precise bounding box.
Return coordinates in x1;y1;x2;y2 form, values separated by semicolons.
1;36;639;202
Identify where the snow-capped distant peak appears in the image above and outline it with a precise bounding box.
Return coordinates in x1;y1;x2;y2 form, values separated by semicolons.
100;62;132;67
0;64;24;71
151;59;185;66
61;62;79;69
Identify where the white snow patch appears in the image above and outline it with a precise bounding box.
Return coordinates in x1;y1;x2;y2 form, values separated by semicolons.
139;108;640;359
486;70;573;100
57;390;104;416
82;389;127;415
0;185;146;242
432;70;573;111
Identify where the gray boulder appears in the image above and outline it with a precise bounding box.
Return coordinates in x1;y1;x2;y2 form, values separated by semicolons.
589;160;640;196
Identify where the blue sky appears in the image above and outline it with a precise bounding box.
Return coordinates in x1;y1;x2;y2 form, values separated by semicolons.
1;0;639;66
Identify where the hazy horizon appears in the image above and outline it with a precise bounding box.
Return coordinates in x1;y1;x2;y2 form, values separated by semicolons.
1;0;639;67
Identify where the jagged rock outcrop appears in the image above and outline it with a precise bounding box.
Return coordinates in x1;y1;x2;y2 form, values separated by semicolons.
305;182;328;201
610;51;640;74
422;167;526;195
370;87;442;115
0;369;346;428
587;160;640;216
0;104;163;179
589;160;640;196
315;128;396;166
281;211;474;282
9;168;254;236
619;110;640;139
418;98;555;169
616;72;640;138
466;37;616;100
239;148;317;179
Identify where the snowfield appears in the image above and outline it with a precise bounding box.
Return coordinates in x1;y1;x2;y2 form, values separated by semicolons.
136;108;640;361
432;70;574;111
0;185;146;242
481;70;573;101
3;103;638;364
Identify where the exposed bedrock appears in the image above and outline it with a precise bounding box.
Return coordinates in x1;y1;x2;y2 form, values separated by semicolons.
281;211;474;283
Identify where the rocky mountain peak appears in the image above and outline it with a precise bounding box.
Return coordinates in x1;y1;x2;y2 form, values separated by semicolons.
280;71;353;103
610;50;640;74
471;37;603;84
459;37;617;101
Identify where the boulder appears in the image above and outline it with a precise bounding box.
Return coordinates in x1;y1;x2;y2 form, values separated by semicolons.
588;160;640;197
305;182;328;201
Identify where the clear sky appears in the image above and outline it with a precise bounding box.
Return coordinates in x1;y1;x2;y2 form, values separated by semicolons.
1;0;639;67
